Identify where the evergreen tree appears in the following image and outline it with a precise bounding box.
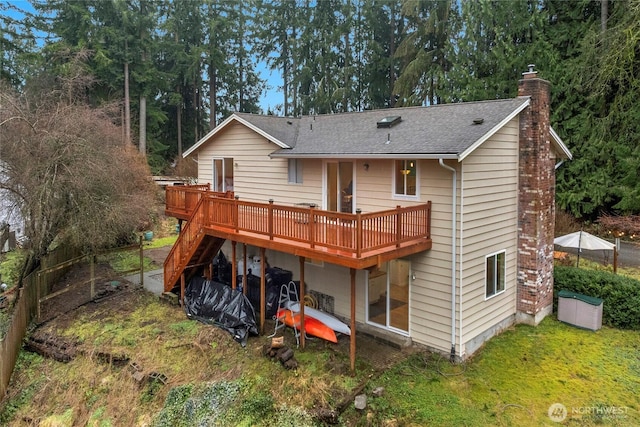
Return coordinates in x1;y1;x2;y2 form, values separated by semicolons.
394;0;457;106
254;0;299;115
555;0;640;216
361;0;404;109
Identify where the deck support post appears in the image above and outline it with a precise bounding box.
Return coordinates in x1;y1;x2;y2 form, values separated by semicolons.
231;241;237;289
139;235;144;288
350;268;356;372
299;256;306;348
242;244;247;295
180;273;185;307
260;247;266;335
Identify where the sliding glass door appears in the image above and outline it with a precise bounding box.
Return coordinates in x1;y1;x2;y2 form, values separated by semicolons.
325;161;353;213
367;259;410;333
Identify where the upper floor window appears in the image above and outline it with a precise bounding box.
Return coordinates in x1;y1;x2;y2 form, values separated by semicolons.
486;250;506;299
213;157;233;192
288;159;303;184
394;159;417;197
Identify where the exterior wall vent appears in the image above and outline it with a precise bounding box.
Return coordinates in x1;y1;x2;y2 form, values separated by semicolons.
377;115;402;128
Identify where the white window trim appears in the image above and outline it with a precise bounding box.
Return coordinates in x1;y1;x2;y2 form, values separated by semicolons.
392;159;420;201
322;160;356;212
364;261;411;337
212;157;233;192
485;250;506;300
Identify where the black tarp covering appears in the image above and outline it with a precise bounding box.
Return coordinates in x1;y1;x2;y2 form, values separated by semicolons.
238;267;294;318
183;276;258;346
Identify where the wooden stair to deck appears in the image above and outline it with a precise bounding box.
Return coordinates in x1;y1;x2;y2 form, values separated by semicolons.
163;197;225;292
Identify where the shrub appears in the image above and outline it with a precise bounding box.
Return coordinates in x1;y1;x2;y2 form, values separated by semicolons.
554;266;640;329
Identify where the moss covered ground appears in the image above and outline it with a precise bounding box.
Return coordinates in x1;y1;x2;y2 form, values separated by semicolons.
1;288;638;426
1;238;638;426
354;319;639;426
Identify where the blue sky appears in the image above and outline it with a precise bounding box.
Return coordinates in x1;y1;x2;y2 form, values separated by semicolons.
258;64;282;113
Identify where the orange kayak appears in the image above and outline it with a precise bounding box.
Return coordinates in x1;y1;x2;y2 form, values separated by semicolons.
276;309;338;343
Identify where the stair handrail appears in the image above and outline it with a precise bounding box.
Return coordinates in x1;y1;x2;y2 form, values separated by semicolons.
164;195;207;291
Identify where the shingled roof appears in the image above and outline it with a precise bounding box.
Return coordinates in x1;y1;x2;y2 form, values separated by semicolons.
184;97;571;161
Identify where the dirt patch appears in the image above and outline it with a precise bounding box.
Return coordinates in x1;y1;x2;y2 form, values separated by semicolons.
144;246;171;267
38;262;138;325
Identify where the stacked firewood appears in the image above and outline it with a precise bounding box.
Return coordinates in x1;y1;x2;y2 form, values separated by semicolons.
263;336;298;369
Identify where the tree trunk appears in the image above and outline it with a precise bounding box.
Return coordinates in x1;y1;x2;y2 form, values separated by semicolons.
177;98;182;158
124;61;131;145
195;58;202;141
601;0;608;33
283;36;289;116
239;53;244;112
389;6;396;108
139;95;146;156
194;84;198;144
292;25;298;115
343;8;350;113
209;62;216;130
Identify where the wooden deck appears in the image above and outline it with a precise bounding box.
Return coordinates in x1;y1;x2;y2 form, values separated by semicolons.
164;185;432;291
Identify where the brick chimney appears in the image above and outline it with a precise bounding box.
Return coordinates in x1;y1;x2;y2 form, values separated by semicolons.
516;65;556;325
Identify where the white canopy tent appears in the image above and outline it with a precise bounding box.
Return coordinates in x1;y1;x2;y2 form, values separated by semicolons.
554;230;618;272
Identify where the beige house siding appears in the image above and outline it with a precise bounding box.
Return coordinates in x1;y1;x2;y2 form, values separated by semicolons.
406;160;460;353
203;149;461;354
332;158;460;353
459;118;520;356
193;119;524;358
196;122;323;206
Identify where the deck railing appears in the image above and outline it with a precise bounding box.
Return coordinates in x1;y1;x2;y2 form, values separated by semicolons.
165;184;233;216
166;186;431;258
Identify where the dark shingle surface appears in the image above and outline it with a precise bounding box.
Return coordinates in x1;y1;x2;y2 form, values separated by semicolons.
238;98;529;158
234;113;299;147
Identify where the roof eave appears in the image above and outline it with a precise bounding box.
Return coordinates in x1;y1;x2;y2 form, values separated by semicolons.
269;152;459;160
182;113;291;158
550;127;573;160
457;98;531;162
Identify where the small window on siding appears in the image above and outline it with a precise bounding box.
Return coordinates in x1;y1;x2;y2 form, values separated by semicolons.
394;159;417;197
288;159;303;184
486;251;506;298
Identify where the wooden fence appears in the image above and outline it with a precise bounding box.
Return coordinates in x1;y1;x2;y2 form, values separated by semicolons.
0;270;37;402
0;245;78;400
0;241;143;401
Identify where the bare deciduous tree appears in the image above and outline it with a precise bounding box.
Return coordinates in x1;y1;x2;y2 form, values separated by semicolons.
0;70;156;278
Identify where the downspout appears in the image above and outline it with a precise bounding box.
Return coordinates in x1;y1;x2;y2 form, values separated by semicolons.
439;158;457;362
458;165;464;360
554;160;564;170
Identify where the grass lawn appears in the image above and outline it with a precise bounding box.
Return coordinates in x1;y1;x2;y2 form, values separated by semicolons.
350;318;639;426
1;238;638;425
1;290;638;426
